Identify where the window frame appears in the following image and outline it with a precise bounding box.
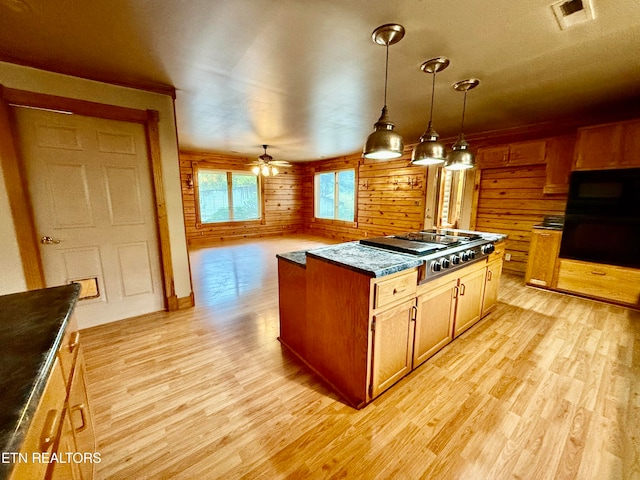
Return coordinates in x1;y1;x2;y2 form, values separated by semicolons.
313;167;357;224
192;162;265;227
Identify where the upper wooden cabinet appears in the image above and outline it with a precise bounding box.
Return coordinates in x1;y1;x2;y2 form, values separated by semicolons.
573;119;640;170
476;140;546;169
543;135;575;194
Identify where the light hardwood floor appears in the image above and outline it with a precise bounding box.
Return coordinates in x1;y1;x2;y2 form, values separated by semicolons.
81;234;640;479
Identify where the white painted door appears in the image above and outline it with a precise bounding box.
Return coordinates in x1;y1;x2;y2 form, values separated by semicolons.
15;108;164;328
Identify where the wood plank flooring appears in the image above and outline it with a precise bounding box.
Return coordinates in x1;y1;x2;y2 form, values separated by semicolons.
81;234;640;479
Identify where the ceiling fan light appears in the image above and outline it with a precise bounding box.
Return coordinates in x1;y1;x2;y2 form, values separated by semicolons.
444;134;475;170
363;106;404;159
271;167;279;176
262;165;270;176
411;124;445;165
252;166;260;175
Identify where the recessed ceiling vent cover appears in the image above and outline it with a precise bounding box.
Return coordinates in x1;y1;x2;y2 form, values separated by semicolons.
551;0;595;30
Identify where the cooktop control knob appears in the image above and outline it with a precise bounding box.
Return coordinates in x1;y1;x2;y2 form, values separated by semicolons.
431;261;442;272
482;243;495;254
468;250;476;259
441;258;450;268
461;251;470;262
450;255;460;265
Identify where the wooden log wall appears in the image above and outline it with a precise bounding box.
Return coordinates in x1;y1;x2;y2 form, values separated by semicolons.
179;151;305;245
301;152;429;241
474;164;567;276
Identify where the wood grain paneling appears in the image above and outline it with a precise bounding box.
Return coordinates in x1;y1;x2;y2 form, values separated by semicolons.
475;164;567;275
180;151;306;245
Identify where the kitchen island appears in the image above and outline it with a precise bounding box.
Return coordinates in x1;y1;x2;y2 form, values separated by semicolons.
0;285;95;480
277;231;505;408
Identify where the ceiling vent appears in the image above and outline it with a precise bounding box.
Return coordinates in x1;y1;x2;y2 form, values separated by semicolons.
551;0;595;30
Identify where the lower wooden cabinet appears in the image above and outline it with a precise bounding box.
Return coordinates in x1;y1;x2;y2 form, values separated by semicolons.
10;317;96;480
482;257;503;316
370;297;417;398
413;277;457;369
556;259;640;307
525;228;562;288
453;264;488;338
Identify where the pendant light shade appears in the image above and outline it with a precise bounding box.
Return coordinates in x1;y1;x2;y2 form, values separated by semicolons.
412;56;450;166
363;24;405;160
445;78;480;171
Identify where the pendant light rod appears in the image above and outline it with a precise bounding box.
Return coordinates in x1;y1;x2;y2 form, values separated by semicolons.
383;43;389;107
452;78;480;133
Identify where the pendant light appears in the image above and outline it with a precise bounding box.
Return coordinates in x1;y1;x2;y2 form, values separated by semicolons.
363;23;405;160
411;56;450;166
445;78;480;171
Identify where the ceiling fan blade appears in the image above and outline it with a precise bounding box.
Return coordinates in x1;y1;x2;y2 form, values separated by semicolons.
271;160;292;166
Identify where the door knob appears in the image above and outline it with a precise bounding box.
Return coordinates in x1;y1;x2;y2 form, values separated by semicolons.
41;236;62;244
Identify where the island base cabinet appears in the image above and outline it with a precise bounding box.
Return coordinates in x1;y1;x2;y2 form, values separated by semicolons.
369;298;417;399
413;278;457;368
482;258;503;316
453;265;487;338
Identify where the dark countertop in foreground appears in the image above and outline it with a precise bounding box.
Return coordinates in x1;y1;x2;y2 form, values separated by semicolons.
0;284;80;477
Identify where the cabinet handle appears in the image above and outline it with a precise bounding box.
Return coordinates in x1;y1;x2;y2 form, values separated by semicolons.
69;331;80;352
487;270;493;281
460;283;466;296
40;409;59;450
72;403;88;433
453;286;459;298
540;233;551;237
590;270;606;276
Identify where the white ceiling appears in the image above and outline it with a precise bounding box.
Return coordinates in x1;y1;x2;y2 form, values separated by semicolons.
1;0;640;161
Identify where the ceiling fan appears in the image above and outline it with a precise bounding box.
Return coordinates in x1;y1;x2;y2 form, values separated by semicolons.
250;145;291;176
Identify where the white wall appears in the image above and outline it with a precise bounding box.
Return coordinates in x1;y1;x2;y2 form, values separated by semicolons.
0;62;192;300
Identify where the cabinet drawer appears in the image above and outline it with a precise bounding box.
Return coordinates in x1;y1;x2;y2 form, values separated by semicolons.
557;259;640;306
57;314;81;382
374;270;418;309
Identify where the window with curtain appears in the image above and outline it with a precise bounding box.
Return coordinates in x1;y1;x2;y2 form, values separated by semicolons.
314;169;356;222
196;168;261;223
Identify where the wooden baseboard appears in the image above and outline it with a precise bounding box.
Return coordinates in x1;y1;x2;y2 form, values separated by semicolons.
177;292;195;309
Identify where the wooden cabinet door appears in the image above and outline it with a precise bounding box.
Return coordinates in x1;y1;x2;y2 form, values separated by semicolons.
482;259;503;316
621;120;640;168
413;278;457;368
370;298;416;399
574;123;623;170
525;229;562;287
543;135;575;194
508;140;546;166
453;267;487;338
67;349;96;480
47;412;83;480
476;145;509;169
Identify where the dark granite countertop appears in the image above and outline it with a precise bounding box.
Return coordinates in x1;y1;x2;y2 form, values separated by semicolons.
306;242;424;277
0;284;80;477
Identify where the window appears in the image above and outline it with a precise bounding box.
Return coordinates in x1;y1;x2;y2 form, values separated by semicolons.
437;169;469;228
196;168;261;223
314;169;356;221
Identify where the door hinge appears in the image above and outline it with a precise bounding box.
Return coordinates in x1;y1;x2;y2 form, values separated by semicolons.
369;383;373;397
371;318;376;332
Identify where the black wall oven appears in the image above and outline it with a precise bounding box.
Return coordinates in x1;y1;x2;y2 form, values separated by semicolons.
559;168;640;269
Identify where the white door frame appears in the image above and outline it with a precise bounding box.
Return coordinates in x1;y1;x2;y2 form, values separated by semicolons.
0;85;187;311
